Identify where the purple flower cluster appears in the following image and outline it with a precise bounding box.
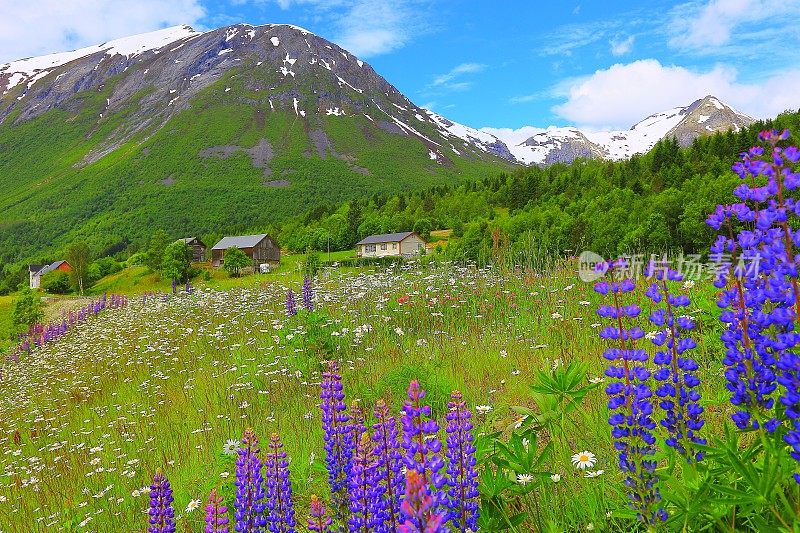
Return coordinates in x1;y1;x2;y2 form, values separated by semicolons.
148;470;176;533
235;428;267;532
10;293;127;361
397;469;446;533
286;289;297;317
707;128;800;480
401;380;446;495
444;391;479;532
644;265;706;462
145;370;477;533
307;495;332;532
205;488;229;533
302;277;314;312
595;261;665;525
264;433;296;532
319;361;353;511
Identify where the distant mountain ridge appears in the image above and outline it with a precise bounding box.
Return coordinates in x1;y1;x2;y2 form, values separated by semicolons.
471;95;754;166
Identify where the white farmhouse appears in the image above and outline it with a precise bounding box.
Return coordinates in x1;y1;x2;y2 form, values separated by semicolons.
356;231;426;258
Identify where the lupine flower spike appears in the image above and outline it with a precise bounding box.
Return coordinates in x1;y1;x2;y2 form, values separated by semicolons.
286;289;297;318
349;432;383;531
595;260;666;525
148;470;176;533
303;277;314;312
319;361;352;512
372;399;404;531
401;380;445;499
307;495;332;532
398;469;445;533
204;488;229;533
235;428;267;532
644;263;706;463
444;390;480;531
265;433;296;532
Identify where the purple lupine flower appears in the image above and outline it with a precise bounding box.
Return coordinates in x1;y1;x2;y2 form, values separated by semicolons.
148;470;176;533
302;277;314;312
444;391;479;531
644;265;706;463
235;428;267;532
319;361;352;511
398;470;445;533
595;261;666;525
264;433;296;533
205;488;229;533
307;496;332;532
400;381;445;506
286;289;297;318
709;128;800;481
348;432;383;532
372;399;403;531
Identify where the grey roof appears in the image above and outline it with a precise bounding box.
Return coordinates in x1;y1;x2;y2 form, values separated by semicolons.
35;260;67;277
212;234;270;250
29;264;44;273
356;231;416;245
178;237;205;245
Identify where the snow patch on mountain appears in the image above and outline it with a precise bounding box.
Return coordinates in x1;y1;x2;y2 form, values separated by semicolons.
1;25;199;94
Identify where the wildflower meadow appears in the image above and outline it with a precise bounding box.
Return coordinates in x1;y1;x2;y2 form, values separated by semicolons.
3;130;800;531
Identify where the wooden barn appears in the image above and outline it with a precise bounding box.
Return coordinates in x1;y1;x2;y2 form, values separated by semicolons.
29;260;71;289
211;234;280;268
178;237;207;262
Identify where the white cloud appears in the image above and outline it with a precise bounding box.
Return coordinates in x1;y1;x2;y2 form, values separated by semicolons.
260;0;429;57
0;0;206;64
433;63;485;87
668;0;800;50
552;59;800;129
480;126;547;146
610;35;634;56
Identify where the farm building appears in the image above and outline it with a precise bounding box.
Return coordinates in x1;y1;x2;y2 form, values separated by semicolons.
211;233;280;268
178;237;207;262
356;231;426;258
29;260;72;289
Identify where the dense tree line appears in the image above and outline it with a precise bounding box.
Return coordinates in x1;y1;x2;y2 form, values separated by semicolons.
2;108;798;293
274;109;800;263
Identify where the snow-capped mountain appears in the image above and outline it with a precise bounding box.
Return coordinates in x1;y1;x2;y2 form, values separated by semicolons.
479;95;754;166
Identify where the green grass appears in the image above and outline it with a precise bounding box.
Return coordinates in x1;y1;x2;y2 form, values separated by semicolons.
0;261;742;531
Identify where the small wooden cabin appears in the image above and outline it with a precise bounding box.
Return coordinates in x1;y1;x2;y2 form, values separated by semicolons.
356;231;426;258
178;237;207;262
211;234;280;268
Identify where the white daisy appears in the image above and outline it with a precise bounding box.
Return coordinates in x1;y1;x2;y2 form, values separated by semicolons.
186;499;201;513
516;473;534;485
550;473;561;482
223;439;240;456
584;469;604;478
475;405;492;415
571;451;596;470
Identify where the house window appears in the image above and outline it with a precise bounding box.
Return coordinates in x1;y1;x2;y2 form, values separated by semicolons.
392;243;397;249
365;244;376;253
380;243;387;251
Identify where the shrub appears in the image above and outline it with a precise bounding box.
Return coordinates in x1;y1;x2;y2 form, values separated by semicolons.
11;288;43;329
41;270;71;294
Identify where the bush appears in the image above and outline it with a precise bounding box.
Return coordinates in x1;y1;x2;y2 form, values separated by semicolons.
222;248;250;277
11;288;43;329
303;248;321;277
41;270;71;294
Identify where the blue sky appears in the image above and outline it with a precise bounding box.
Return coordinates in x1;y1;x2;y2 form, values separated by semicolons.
2;0;799;133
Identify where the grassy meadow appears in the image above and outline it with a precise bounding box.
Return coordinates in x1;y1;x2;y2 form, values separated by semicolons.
0;259;741;532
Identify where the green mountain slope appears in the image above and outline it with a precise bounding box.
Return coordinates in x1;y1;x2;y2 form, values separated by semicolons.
0;24;512;264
